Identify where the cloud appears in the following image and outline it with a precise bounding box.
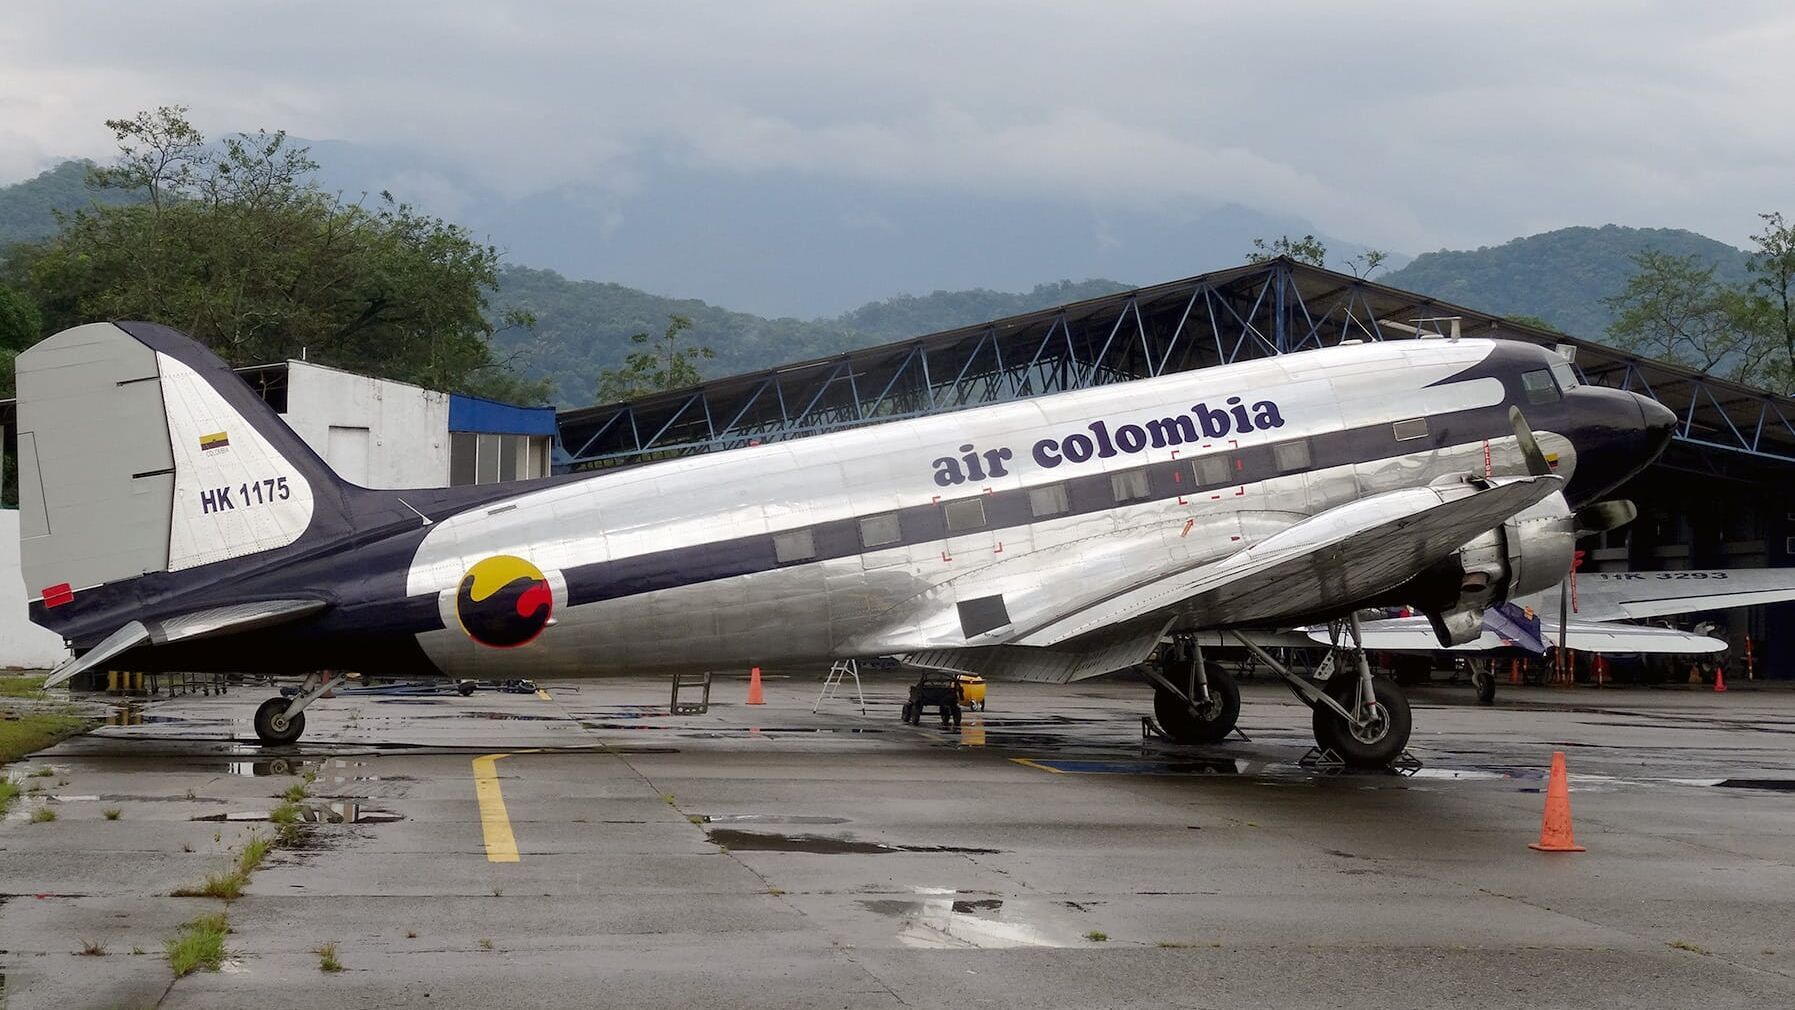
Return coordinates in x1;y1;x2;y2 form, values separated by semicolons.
3;1;1793;253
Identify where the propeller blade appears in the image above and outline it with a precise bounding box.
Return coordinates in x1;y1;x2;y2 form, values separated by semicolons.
1575;499;1637;537
1508;406;1553;477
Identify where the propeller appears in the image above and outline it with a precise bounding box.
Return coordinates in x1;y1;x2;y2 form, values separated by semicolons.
1507;406;1554;477
1575;499;1637;537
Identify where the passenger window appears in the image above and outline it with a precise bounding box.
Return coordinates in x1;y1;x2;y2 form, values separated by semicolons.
1523;368;1559;404
772;529;816;564
1195;455;1231;487
1274;440;1311;473
1392;418;1428;441
858;513;902;548
1028;484;1069;517
1550;360;1579;390
944;497;986;532
1110;469;1151;502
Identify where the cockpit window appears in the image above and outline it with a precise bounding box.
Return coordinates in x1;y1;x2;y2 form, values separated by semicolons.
1549;360;1579;391
1522;368;1559;404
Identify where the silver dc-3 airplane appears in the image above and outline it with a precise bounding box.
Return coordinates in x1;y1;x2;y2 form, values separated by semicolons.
17;321;1680;766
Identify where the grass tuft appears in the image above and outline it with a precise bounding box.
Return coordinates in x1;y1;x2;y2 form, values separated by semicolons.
237;834;271;874
30;765;55;777
78;939;108;956
0;714;88;764
478;938;494;950
0;779;19;816
0;674;47;697
1669;940;1710;955
269;800;302;825
1084;930;1109;942
31;805;57;823
171;870;245;900
281;782;308;803
165;913;229;976
103;807;122;820
315;941;343;973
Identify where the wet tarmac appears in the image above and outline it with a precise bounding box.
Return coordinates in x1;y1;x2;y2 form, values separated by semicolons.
3;674;1795;1008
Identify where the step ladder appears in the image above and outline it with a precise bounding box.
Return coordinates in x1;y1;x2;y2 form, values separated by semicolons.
670;671;712;715
812;659;867;715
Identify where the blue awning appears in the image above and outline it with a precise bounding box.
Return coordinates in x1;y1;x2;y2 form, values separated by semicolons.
449;394;559;437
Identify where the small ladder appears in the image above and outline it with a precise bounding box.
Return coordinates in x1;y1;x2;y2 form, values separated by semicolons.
812;659;867;715
671;671;712;715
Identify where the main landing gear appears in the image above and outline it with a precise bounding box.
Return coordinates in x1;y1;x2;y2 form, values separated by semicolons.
253;671;337;746
1148;615;1413;769
1143;638;1240;745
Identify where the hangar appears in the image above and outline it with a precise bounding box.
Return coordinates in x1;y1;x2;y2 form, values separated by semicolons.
557;257;1795;678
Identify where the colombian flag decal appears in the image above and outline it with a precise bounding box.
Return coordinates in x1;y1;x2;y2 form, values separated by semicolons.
199;431;230;451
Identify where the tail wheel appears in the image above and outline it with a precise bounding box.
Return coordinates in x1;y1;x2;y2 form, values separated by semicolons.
1152;667;1240;744
254;697;306;746
1311;673;1411;768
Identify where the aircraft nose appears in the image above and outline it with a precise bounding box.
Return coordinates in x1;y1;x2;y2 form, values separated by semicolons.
1639;395;1677;456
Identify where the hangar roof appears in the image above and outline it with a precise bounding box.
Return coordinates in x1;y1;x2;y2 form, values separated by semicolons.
555;258;1795;474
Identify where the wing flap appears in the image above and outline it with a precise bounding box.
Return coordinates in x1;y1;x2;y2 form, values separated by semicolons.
904;616;1172;684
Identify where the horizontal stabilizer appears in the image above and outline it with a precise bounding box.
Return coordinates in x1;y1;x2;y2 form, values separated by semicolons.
42;599;327;688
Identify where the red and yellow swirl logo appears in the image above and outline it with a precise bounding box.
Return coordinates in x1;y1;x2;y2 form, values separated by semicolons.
456;555;553;648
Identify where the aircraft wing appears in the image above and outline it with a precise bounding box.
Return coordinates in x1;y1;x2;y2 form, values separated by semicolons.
1525;569;1795;623
1015;476;1561;647
1313;618;1726;655
42;599;327;689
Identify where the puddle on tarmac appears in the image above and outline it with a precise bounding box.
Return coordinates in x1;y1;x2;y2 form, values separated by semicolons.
702;814;850;825
858;895;1070;948
104;707;191;727
191;801;403;824
453;711;561;721
706;829;999;855
1715;778;1795;792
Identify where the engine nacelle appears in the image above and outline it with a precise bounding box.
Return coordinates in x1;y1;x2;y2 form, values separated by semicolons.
1397;486;1578;646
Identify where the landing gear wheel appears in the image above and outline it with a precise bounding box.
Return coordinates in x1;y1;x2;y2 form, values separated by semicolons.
1310;673;1410;768
254;697;306;746
1153;667;1240;745
457;680;477;697
1472;668;1496;706
901;702;917;725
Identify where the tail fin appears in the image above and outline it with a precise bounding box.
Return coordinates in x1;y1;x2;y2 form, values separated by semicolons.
15;321;354;604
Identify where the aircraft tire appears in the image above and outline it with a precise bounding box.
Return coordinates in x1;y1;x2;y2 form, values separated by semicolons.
1152;667;1240;744
1310;674;1410;768
457;680;477;697
254;697;305;746
1473;668;1496;706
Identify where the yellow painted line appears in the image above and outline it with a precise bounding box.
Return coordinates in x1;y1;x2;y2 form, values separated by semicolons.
472;753;520;862
1008;757;1067;774
535;688;553;701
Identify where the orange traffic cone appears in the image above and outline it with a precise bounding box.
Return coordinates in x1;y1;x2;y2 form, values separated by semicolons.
1714;666;1726;693
1529;751;1586;852
746;666;765;705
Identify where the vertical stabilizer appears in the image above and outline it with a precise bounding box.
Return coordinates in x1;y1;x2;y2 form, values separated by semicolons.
15;321;352;608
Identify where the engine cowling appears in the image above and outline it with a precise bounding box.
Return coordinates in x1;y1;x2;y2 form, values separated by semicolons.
1397;488;1578;646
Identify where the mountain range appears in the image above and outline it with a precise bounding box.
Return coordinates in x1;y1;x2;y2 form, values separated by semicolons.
0;154;1758;406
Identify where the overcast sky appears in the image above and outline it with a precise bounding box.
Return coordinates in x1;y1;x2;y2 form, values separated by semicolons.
4;1;1792;257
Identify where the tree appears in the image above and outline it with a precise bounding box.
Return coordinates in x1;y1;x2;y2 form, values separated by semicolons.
0;282;41;397
1742;211;1795;386
1246;234;1327;266
4;106;546;403
1603;250;1761;381
595;314;715;401
1343;249;1390;279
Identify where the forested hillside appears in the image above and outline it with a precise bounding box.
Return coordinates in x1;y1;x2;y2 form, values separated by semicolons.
1382;225;1752;338
0;160;139;247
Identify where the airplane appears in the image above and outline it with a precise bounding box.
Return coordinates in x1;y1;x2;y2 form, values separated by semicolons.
16;321;1676;767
